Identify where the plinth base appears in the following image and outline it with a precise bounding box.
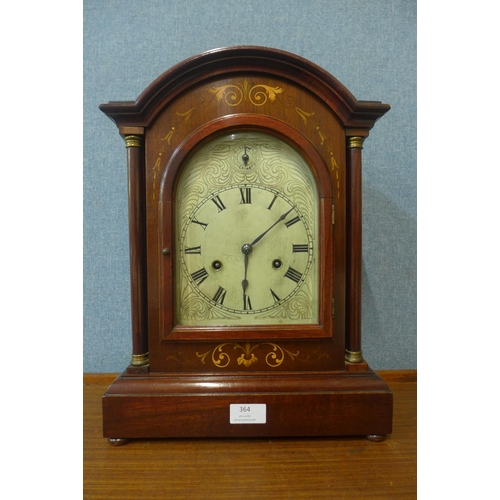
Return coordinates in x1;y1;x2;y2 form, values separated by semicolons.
102;368;392;441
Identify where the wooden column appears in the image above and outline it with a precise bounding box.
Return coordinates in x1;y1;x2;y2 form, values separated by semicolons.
345;136;365;363
123;131;148;366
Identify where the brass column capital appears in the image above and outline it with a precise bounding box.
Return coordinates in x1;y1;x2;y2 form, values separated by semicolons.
124;135;144;148
347;136;365;149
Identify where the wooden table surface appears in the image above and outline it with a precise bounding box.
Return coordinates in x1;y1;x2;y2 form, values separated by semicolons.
84;371;416;499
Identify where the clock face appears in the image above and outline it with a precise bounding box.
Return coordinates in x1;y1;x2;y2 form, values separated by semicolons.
175;131;319;326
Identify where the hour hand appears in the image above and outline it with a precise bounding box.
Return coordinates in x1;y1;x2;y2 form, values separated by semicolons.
241;252;249;295
241;249;252;310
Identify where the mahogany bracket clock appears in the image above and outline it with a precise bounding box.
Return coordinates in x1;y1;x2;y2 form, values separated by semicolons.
99;46;392;445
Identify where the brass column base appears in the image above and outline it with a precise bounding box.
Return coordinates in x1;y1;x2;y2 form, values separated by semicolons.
131;352;149;366
345;350;364;363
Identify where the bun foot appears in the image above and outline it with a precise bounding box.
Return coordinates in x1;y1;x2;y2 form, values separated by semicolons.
108;438;130;446
366;434;386;442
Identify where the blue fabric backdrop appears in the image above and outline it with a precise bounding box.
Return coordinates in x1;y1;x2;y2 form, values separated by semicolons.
83;0;416;371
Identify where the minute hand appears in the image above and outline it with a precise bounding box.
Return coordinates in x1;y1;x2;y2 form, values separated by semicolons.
250;207;294;246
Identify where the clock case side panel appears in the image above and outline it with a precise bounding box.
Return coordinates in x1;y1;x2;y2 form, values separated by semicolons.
153;115;344;372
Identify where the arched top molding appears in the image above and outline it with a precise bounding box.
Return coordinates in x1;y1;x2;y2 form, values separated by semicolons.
99;46;390;130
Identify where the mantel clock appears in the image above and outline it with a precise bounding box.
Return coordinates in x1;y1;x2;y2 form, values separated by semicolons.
99;47;392;444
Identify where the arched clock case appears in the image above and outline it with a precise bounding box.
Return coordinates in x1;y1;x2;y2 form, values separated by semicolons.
99;47;392;444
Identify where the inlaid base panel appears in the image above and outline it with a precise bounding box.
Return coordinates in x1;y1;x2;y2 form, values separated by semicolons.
102;369;392;440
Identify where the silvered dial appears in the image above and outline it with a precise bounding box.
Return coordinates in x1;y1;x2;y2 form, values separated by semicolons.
175;131;319;326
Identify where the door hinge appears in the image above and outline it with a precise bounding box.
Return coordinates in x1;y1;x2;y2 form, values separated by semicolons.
331;298;335;318
332;204;335;224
